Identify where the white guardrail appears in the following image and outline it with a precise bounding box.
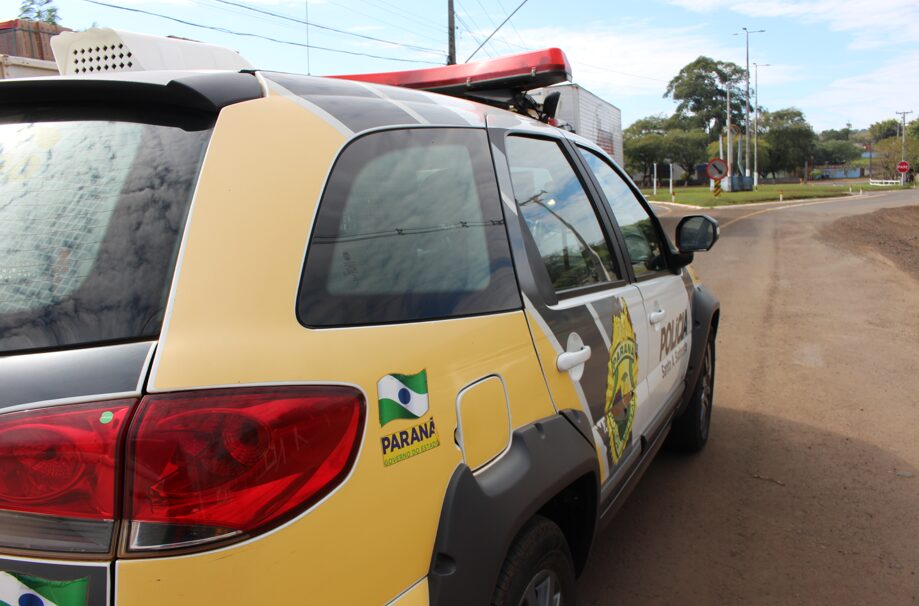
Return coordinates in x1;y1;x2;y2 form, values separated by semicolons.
868;179;902;186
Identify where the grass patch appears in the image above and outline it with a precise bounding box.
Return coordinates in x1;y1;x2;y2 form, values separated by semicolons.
641;183;912;207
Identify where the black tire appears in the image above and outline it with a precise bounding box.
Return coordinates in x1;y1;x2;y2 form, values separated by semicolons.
667;331;715;453
491;516;577;606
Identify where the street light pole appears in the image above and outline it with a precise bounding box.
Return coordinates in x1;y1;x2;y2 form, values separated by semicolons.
736;27;765;180
725;82;733;192
753;62;770;189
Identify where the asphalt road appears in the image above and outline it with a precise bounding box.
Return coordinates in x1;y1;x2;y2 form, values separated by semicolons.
578;190;919;605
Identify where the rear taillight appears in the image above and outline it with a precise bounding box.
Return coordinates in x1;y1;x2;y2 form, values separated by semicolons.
125;387;364;552
0;400;134;553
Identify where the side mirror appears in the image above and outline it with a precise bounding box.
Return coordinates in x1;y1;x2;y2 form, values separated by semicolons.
676;215;720;253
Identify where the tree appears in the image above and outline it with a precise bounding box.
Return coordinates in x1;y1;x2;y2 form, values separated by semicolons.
624;115;669;137
662;130;709;184
814;140;861;165
664;56;746;138
819;124;853;141
760;108;816;178
873;136;919;178
18;0;60;24
868;119;899;142
623;133;666;186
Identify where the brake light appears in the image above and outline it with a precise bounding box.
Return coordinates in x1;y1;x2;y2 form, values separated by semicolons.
126;387;364;551
0;400;134;553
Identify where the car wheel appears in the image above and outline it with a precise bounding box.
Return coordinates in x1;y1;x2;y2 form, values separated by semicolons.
666;330;715;453
491;516;577;606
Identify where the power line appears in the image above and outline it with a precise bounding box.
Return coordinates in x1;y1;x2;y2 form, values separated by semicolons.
320;0;448;48
358;0;448;35
466;0;529;62
454;13;494;58
494;0;529;49
211;0;444;55
80;0;442;65
472;0;517;54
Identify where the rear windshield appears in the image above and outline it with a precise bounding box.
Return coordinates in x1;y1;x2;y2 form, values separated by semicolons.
0;118;211;354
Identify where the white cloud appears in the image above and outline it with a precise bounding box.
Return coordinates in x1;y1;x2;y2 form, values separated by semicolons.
666;0;919;49
486;22;736;100
793;51;919;130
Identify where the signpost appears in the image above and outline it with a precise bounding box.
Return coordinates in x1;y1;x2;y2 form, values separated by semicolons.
707;158;728;199
706;158;728;181
899;161;911;186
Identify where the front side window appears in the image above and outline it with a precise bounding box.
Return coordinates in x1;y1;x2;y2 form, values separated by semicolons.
505;136;620;294
298;128;518;326
578;147;668;277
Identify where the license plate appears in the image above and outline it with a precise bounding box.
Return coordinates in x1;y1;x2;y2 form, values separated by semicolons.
0;557;108;606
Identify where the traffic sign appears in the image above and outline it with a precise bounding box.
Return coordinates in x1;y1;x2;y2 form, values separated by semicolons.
898;161;910;174
706;158;728;181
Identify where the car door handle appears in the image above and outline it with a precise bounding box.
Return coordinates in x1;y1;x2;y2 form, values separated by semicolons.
649;309;667;325
557;345;592;372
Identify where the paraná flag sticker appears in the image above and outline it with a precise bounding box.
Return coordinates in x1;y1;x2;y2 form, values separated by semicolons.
378;370;429;426
0;570;88;606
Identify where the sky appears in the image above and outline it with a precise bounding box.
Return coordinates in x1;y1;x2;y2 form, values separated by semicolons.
31;0;919;132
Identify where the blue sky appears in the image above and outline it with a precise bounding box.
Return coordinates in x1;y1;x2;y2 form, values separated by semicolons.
37;0;919;131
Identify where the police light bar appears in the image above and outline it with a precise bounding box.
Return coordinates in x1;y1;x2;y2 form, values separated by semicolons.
331;48;571;97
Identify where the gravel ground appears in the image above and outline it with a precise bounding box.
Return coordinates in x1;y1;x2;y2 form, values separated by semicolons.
821;205;919;282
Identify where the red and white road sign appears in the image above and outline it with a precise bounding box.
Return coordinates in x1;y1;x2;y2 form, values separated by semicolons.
706;158;728;181
897;161;911;174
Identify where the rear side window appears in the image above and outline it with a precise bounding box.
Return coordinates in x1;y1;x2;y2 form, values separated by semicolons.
0;118;211;354
298;128;519;327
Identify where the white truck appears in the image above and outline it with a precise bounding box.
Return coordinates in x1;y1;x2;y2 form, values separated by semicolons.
0;54;57;79
531;83;624;167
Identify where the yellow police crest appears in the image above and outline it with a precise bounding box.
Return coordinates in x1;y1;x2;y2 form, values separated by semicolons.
604;298;638;464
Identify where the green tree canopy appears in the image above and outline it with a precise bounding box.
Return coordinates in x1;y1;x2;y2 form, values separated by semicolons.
819;124;854;141
662;130;709;184
19;0;59;24
868;119;899;142
664;56;747;137
873;136;918;178
815;140;861;165
760;108;817;177
623;133;666;185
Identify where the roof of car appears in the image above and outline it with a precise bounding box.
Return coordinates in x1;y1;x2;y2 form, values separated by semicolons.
0;68;572;140
261;71;564;138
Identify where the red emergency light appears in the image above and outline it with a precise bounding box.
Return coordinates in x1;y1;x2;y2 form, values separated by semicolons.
331;48;572;97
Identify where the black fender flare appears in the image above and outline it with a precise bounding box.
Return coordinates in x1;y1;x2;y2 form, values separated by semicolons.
678;283;720;416
427;413;599;606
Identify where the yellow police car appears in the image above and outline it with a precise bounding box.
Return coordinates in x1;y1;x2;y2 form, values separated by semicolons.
0;32;719;606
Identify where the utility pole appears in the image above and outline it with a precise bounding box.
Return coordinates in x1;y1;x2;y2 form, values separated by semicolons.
896;110;913;185
736;27;764;181
447;0;456;65
753;63;770;189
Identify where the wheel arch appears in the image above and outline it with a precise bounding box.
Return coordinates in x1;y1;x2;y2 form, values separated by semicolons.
427;412;599;606
678;284;720;417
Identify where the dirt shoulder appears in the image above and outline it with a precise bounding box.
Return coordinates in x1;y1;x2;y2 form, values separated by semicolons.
820;204;919;282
